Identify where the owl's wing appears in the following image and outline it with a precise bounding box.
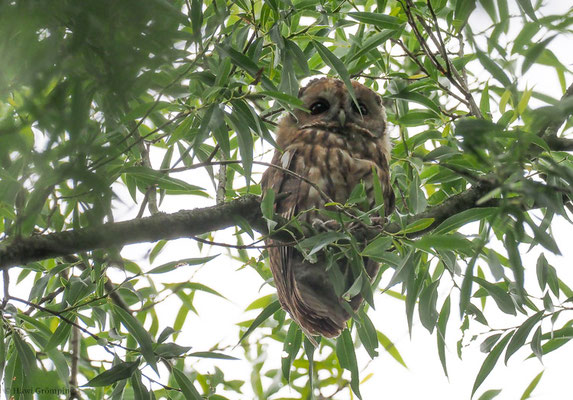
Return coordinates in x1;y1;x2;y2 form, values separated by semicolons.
260;147;302;306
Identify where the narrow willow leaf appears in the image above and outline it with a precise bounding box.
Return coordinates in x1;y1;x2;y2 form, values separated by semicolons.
413;234;473;253
237;300;281;344
130;370;151;400
190;0;202;42
347;12;403;28
480;82;491;117
505;231;525;296
471;331;514;398
516;0;537;21
357;310;379;359
419;280;440;333
480;333;502;353
530;326;543;362
259;90;305;110
476;52;512;87
377;330;407;368
45;317;73;351
0;323;4;381
281;322;303;382
455;0;477;25
112;305;158;373
298;231;349;257
478;0;498;21
473;277;516;315
217;46;276;91
336;329;362;399
173;367;203;400
478;389;502;400
504;311;544;364
154;343;192;358
123;166;207;195
12;333;38;376
361;236;393;259
437;296;450;377
522;36;555;74
389;91;441;115
401;218;435;234
84;360;140;387
304;337;317;398
147;255;219;274
312;40;358;106
261;188;276;231
517;86;533;114
520;371;544;400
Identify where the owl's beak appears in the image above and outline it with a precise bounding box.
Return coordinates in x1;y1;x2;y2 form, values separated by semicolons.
338;110;346;127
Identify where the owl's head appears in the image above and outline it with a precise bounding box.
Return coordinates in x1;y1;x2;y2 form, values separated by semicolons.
281;77;387;140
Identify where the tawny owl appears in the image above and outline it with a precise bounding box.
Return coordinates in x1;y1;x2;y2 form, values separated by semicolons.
261;78;395;339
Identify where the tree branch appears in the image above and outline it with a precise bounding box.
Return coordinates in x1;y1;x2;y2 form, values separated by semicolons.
0;195;264;270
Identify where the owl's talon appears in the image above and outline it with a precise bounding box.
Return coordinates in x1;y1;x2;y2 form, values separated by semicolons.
311;219;341;232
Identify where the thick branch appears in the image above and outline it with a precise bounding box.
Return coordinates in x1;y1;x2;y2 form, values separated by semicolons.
0;195;264;270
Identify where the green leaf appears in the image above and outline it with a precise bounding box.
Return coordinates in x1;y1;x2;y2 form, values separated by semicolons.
389;91;441;115
0;323;4;382
530;326;543;362
471;331;514;398
455;0;477;25
504;311;544;364
478;0;498;21
480;81;491;117
131;370;151;400
419;280;440;333
437;296;450;377
173;367;203;400
312;40;358;106
154;343;192;358
12;333;38;377
217;45;277;91
433;208;497;235
45;317;73;351
476;52;512;88
478;389;503;400
401;218;435;234
505;231;525;296
112;305;158;373
259;91;305;110
147;255;219;274
357;310;379;359
377;330;407;368
516;0;537;21
281;322;303;382
522;36;556;74
190;0;203;42
336;329;362;399
237;300;281;344
520;371;544;400
473;277;516;315
413;234;474;253
123;166;207;195
189;351;239;361
298;231;349;257
84;359;140;387
347;12;403;28
361;236;393;259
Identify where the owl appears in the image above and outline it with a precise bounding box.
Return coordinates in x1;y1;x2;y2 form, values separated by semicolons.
261;78;395;338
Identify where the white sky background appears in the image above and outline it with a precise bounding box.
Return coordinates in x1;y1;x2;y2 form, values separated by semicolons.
118;2;573;400
5;1;573;400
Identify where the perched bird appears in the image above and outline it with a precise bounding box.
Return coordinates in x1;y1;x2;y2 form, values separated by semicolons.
261;78;395;338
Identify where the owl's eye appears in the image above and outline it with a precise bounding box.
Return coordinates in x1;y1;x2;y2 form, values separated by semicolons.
310;100;330;115
352;101;368;115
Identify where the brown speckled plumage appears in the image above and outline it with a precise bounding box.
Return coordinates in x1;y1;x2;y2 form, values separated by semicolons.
261;78;395;338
